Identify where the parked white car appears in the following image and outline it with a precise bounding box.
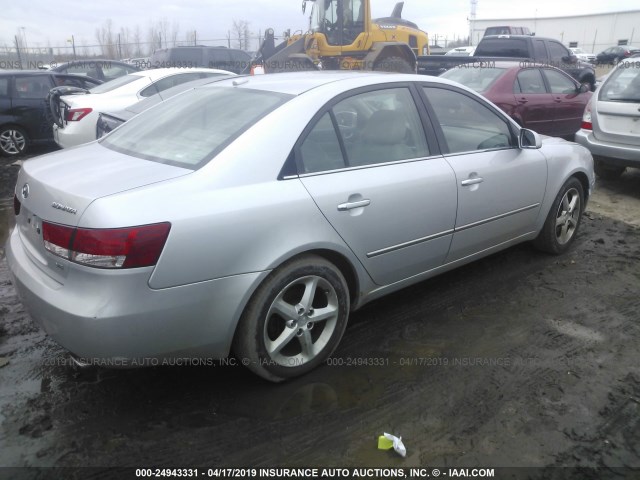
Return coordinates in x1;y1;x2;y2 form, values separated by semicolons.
445;46;476;56
52;68;234;148
570;47;596;64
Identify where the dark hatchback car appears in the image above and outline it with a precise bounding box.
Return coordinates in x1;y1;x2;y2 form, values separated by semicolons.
440;62;592;138
0;70;101;156
596;46;640;65
51;60;140;82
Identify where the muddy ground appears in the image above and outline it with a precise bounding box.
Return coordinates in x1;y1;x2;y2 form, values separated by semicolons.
1;147;639;478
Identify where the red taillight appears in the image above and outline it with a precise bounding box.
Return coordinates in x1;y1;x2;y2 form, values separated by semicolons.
581;102;593;131
14;194;21;216
65;108;93;122
42;222;171;269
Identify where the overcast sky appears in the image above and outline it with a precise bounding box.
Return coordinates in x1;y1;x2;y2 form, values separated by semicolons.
1;0;639;53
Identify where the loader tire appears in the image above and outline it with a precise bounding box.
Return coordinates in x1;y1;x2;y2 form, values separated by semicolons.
373;56;414;73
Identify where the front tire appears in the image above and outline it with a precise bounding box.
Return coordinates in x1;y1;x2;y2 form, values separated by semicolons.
533;177;584;255
233;255;350;382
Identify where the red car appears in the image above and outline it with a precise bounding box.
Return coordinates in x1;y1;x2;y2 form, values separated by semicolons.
440;61;592;138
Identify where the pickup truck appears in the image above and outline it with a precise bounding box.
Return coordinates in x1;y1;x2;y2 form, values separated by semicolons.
418;35;597;90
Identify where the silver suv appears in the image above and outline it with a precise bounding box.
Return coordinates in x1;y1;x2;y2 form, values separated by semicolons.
575;59;640;179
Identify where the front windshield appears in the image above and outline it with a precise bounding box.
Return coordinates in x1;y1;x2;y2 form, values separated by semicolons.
600;62;640;102
311;0;337;32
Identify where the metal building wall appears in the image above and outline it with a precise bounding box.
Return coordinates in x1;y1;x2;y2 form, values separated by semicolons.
471;10;640;53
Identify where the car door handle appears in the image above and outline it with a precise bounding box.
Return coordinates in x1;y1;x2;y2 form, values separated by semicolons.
554;97;562;103
517;98;528;104
461;177;484;186
337;199;371;211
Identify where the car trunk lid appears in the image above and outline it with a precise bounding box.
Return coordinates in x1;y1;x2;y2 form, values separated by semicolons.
13;143;190;283
593;100;640;146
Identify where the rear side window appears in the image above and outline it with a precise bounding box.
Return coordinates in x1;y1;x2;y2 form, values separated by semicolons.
424;87;515;154
299;87;430;173
101;87;292;169
548;42;570;63
515;69;546;94
475;38;529;58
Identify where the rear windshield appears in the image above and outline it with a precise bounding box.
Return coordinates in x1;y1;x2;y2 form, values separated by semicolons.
475;38;529;58
440;66;506;93
100;87;292;169
90;74;140;93
599;62;640;102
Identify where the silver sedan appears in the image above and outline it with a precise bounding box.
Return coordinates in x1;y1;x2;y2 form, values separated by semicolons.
6;72;595;381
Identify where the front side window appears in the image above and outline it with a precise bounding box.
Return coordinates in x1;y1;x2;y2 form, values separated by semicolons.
424;87;515;154
101;87;291;169
543;69;577;94
299;87;429;173
14;76;52;99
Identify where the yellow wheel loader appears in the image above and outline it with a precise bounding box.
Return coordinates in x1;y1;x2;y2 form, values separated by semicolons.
254;0;429;73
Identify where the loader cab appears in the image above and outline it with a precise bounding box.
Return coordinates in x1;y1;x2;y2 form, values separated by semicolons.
310;0;366;46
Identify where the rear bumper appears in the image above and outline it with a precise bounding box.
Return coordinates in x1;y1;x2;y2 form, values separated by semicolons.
574;129;640;167
53;123;97;149
5;226;268;365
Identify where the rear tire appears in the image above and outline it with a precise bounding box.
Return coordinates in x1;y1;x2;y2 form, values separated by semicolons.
594;158;625;180
373;56;414;73
533;177;584;255
233;254;350;382
0;125;29;157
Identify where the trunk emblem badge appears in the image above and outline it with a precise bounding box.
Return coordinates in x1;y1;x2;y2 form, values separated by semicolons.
21;183;29;199
52;202;77;215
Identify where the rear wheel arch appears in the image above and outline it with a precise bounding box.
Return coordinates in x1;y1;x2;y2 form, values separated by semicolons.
232;253;352;381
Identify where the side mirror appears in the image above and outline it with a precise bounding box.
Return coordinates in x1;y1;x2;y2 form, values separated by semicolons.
578;83;590;94
519;128;542;149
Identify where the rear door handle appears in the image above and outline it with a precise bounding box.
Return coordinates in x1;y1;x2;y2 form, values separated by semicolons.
461;177;484;186
337;199;371;211
517;97;528;104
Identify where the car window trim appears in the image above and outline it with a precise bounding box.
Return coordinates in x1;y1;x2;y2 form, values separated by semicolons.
416;83;520;155
285;82;442;179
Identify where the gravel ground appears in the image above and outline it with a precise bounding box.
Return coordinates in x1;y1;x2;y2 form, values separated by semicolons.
1;147;639;478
